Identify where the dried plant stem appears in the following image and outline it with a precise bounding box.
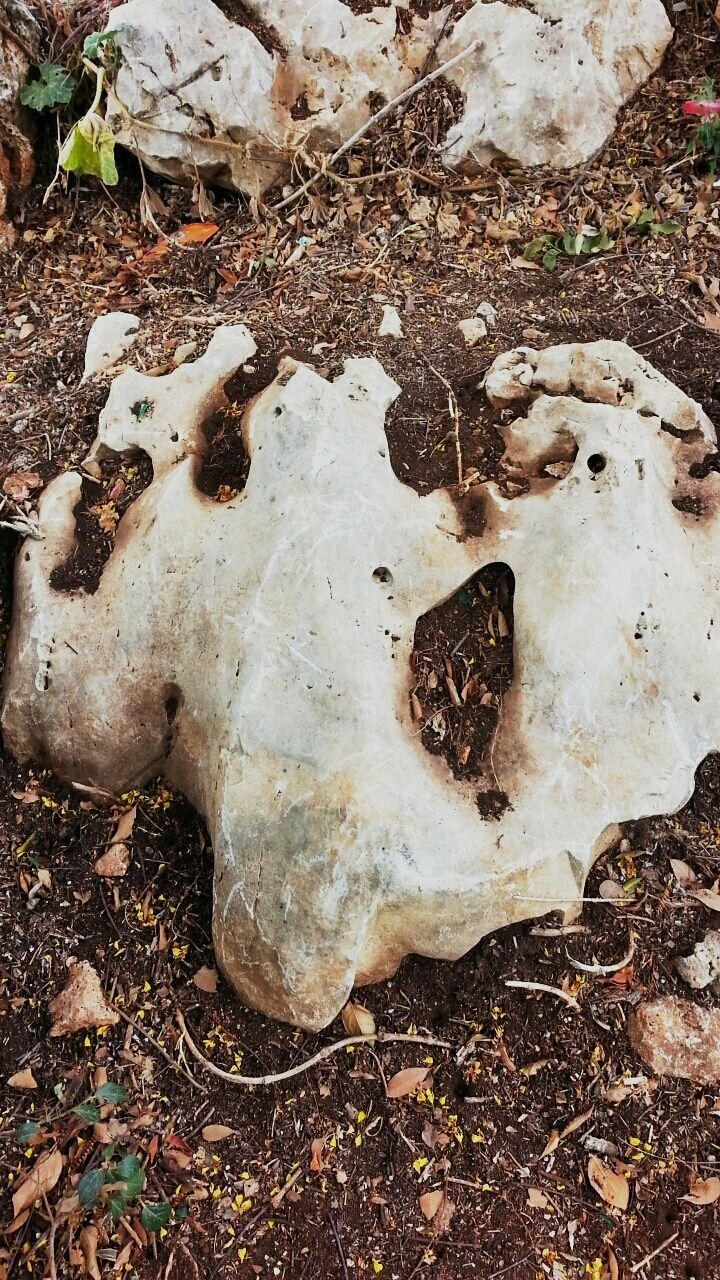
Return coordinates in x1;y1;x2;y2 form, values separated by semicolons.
505;980;580;1011
177;1010;451;1086
273;40;480;213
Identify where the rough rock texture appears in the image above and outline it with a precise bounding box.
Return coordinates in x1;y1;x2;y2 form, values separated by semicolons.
0;1;40;249
628;998;720;1085
105;0;671;196
441;0;673;172
48;961;120;1036
3;327;720;1029
82;311;139;381
674;931;720;991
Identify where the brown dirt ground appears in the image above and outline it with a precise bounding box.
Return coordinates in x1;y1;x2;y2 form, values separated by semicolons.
2;5;720;1280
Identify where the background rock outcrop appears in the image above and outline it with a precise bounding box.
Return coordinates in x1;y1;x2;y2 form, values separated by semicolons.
105;0;672;197
0;0;40;248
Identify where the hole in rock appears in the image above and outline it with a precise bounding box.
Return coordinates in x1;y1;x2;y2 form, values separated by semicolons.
50;451;154;595
373;566;393;585
673;494;705;517
689;451;720;479
587;452;606;474
290;93;313;122
195;353;280;502
411;563;515;812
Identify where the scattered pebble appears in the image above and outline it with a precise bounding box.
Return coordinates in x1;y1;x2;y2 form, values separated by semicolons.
48;961;119;1037
378;304;403;338
627;997;720;1084
674;929;720;990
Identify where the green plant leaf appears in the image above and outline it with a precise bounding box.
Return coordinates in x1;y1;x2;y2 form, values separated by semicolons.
83;28;127;61
125;1167;146;1199
141;1202;172;1232
72;1102;101;1124
651;221;680;236
78;1167;106;1207
20;63;76;111
115;1154;142;1182
523;235;553;262
95;1081;128;1104
59;114;118;186
107;1190;128;1221
542;247;559;271
16;1120;41;1144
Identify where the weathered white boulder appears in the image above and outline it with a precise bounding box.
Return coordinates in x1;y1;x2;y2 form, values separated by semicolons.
104;0;671;196
0;1;41;248
106;0;444;196
3;326;720;1029
440;0;673;172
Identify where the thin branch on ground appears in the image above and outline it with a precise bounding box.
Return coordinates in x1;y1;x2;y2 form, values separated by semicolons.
115;1007;205;1091
505;980;581;1011
177;1009;451;1086
273;40;481;213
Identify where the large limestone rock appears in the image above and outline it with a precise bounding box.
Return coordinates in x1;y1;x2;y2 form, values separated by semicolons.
441;0;673;171
0;1;41;248
105;0;671;196
3;327;720;1029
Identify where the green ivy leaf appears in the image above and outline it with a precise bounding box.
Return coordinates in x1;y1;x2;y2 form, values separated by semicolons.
125;1167;146;1200
107;1190;128;1221
16;1120;41;1144
651;221;681;236
141;1202;172;1232
115;1154;142;1182
72;1102;101;1124
95;1081;128;1104
83;28;126;62
20;63;76;111
78;1167;106;1207
59;114;119;186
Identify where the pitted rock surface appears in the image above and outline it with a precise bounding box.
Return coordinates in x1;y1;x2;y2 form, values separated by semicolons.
3;324;720;1029
104;0;672;195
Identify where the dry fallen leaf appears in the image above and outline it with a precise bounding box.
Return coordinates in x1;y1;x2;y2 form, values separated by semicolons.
341;999;376;1037
682;1175;720;1205
49;961;119;1036
560;1109;593;1141
310;1137;325;1173
541;1129;560;1157
3;470;42;502
8;1068;37;1090
607;1245;619;1280
201;1124;235;1143
670;858;697;886
176;221;219;245
12;1149;63;1217
386;1066;430;1099
192;965;217;994
527;1187;549;1210
587;1155;630;1211
80;1224;101;1280
110;805;136;846
691;887;720;912
419;1188;444;1220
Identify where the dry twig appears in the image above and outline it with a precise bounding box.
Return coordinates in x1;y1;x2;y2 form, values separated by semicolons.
273;40;480;213
177;1009;451;1086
